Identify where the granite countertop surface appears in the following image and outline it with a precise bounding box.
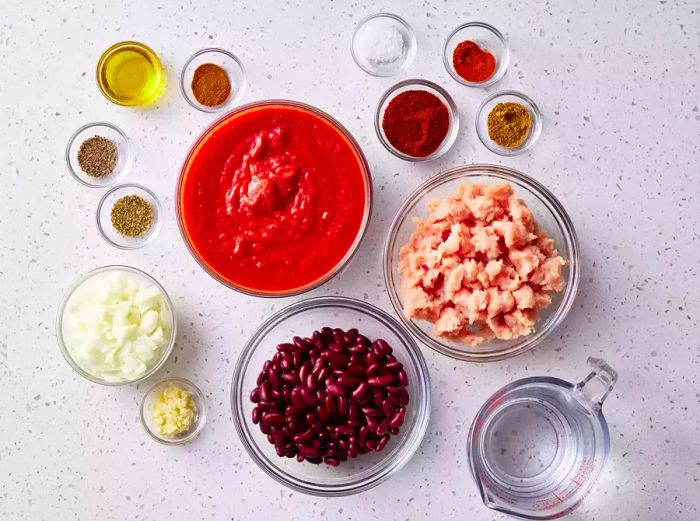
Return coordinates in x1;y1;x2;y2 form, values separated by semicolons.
0;1;698;519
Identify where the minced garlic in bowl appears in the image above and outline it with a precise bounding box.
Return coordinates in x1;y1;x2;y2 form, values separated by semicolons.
140;378;206;444
152;383;196;435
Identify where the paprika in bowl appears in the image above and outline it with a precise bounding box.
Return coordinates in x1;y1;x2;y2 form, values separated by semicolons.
375;79;459;161
176;101;372;297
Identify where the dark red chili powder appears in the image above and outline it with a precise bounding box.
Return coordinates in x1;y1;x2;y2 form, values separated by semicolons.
381;90;450;157
452;40;496;82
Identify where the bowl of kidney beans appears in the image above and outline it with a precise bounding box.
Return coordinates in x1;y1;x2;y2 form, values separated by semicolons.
232;296;430;496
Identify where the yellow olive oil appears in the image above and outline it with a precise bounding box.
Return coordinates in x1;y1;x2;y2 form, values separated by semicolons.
97;42;164;106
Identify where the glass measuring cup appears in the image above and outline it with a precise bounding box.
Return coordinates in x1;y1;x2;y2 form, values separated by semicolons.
467;358;618;519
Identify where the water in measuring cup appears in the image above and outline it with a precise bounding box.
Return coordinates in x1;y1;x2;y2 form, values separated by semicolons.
469;377;610;518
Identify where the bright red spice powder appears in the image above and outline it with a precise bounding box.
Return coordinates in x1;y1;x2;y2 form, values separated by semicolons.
452;40;496;82
382;90;450;157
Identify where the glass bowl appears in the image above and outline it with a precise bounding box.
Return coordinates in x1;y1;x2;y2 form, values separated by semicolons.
140;377;207;445
351;13;417;77
176;100;373;298
375;79;460;161
231;296;431;496
180;48;246;113
383;164;579;362
96;41;164;106
65;122;131;188
476;90;542;156
443;22;509;87
55;265;177;386
96;183;162;249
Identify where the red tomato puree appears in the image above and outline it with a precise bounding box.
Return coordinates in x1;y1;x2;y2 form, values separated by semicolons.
179;103;369;293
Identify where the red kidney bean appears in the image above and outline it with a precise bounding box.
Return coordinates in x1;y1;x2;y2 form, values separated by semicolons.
325;381;347;397
300;387;318;407
298;445;319;458
376;418;390;436
390;411;405;429
386;361;403;371
356;334;370;346
306;372;318;391
281;372;298;385
263;413;285;428
251;327;410;467
352;382;369;402
316;405;330;424
259;382;272;402
316;367;330;383
368;374;394;387
329;342;344;353
377;434;391;452
267;368;280;389
336;395;348;416
366;362;381;376
398;369;408;387
337;374;360;388
324;395;335;417
382;399;396;417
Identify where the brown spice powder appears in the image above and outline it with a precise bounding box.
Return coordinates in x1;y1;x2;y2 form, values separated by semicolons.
486;102;532;148
191;63;232;107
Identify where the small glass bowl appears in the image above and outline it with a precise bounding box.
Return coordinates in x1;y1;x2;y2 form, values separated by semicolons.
140;377;207;445
476;90;542;156
384;164;580;362
375;79;459;161
65;122;131;188
96;41;165;106
56;265;177;386
96;184;162;249
351;13;417;77
444;22;509;87
180;48;246;113
231;296;431;496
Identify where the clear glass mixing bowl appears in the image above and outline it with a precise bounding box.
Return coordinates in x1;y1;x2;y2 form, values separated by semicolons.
383;164;579;362
231;296;431;496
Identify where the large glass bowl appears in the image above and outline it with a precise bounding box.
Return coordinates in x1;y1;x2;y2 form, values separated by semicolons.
231;296;431;496
384;165;579;362
176;100;373;297
55;265;177;386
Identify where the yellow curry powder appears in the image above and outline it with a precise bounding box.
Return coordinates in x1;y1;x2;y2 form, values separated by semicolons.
487;102;532;148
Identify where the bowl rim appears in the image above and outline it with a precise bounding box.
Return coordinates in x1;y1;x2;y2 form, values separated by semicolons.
140;376;207;445
96;183;163;250
179;47;247;113
230;295;432;496
475;90;543;156
374;78;460;162
443;21;510;88
383;164;580;362
350;12;417;77
55;265;177;386
175;99;373;298
65;121;131;188
96;40;163;106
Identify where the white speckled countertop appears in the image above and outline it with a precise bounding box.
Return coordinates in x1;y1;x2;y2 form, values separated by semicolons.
1;1;698;519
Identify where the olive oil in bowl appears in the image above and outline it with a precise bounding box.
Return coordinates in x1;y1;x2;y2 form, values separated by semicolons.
97;41;164;106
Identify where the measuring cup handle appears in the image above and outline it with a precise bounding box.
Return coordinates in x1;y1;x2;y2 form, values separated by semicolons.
576;357;618;410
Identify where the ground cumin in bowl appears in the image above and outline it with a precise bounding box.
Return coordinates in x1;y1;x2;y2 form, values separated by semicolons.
180;48;246;113
475;90;542;156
